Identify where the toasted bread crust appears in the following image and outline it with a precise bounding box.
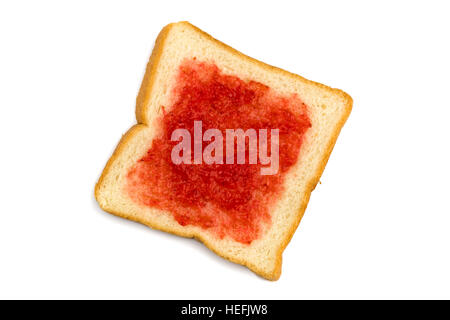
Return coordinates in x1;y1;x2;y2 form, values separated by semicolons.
95;21;352;280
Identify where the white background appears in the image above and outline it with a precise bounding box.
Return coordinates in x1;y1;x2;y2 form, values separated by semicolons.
1;0;449;299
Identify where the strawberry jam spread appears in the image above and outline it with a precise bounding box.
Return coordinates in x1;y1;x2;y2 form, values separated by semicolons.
126;59;311;244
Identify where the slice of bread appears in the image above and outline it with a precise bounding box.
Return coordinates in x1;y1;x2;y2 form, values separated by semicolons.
95;21;352;280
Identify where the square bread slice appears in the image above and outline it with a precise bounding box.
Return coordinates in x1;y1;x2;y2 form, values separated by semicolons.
95;21;352;280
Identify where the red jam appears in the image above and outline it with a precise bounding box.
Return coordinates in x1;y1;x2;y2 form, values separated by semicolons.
126;59;311;244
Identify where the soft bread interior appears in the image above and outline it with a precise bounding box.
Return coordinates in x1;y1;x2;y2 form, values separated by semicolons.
95;22;352;280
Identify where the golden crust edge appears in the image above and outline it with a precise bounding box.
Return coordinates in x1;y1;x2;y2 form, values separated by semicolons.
95;21;353;281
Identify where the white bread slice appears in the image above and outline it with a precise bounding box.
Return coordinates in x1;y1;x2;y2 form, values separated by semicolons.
95;21;352;280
